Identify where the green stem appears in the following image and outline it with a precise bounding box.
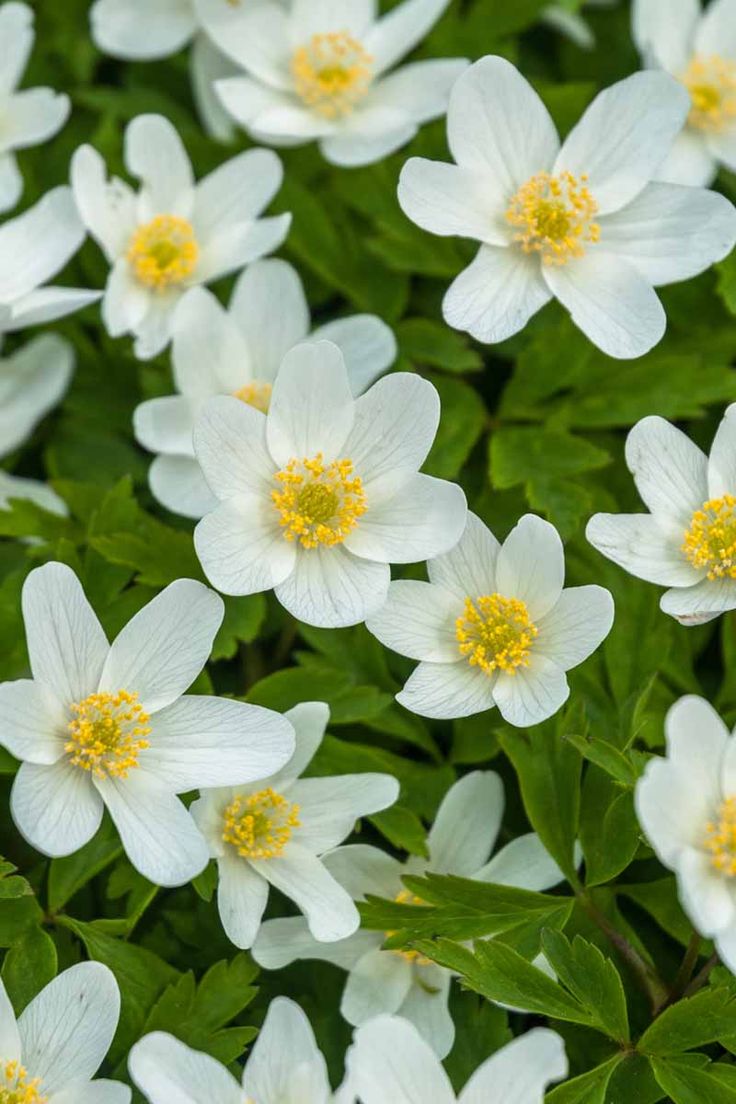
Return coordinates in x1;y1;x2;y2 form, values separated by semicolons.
682;952;719;999
664;932;702;1008
579;892;669;1014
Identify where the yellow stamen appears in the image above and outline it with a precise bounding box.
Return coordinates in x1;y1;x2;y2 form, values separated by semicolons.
272;452;366;549
705;798;736;875
386;889;432;966
66;690;150;780
506;171;600;265
291;31;373;118
126;215;199;291
682;54;736;132
0;1062;47;1104
222;788;300;860
233;380;273;414
683;494;736;580
456;594;538;676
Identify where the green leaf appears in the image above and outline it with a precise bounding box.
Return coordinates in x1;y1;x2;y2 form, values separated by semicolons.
651;1055;736;1104
2;926;57;1013
424;374;487;480
212;595;267;659
580;779;640;886
490;427;610;488
546;1054;623;1103
639;986;736;1056
540;930;630;1042
397;318;482;373
48;818;122;912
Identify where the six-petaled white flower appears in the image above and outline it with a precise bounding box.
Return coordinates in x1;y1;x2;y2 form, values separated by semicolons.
586;406;736;625
253;770;567;1058
367;512;614;727
133;259;396;519
193;339;467;628
0;962;129;1104
70;112;291;359
344;1014;567;1104
212;0;468;167
632;0;736;185
636;695;736;973
398;55;736;358
130;996;351;1104
0;561;295;886
191;701;399;947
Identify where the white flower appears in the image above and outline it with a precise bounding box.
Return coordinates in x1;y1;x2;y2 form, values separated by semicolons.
367;512;614;727
0;962;129;1104
636;694;736;973
632;0;736;185
0;187;99;334
541;0;617;51
212;0;468;167
191;701;399;948
344;1015;567;1104
253;770;567;1058
130;996;350;1104
0;561;295;887
398;55;736;359
586;406;736;626
0;334;73;460
70;113;291;360
193;340;467;628
133;260;397;520
0;3;69;213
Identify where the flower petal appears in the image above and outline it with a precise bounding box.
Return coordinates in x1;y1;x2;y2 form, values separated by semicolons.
194;494;296;597
244;995;330;1103
265;701;330;790
695;0;736;57
149;455;219;521
677;845;736;937
347;1015;455;1104
320;113;417;168
366;580;460;662
655;128;717;187
443;245;552;344
7;286;101;330
4;88;69;150
534;585;614;671
253;917;378;970
0;154;21;215
635;756;703;867
195;213;292;283
228;259;309;383
496;514;565;620
172;286;251;399
397;967;454;1059
585;512;701;586
397;659;496;720
0;981;20;1064
133;295;180;360
0;332;73;459
0;680;66;765
667;695;729;800
291;0;377;40
193;148;284;240
133;395;197;457
267;340;355;466
475;833;566;891
0;187;84;304
345;473;466;565
458;1028;567;1104
11;760;103;857
124;114;194;218
216;851;269;949
194;394;274;500
661;577;736;624
708;406;736;499
631;0;699;71
210;4;292;85
253;843;360;942
323;843;405;899
341;949;413;1025
428;511;500;601
370;58;469;125
0;2;33;95
428;771;504;875
398;158;508;245
311;314;396;396
493;654;570;728
91;0;196;59
52;1080;131;1104
289;773;399;853
275;545;390;628
70;145;138;261
101;259;150;338
129;1031;242;1104
625;415;708;526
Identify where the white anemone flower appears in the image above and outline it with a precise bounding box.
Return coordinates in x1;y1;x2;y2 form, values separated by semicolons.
632;0;736;185
70;113;291;360
193;340;467;628
636;695;736;973
212;0;468;167
367;512;614;727
0;334;73;460
345;1015;567;1104
586;406;736;626
191;701;399;948
0;561;295;887
0;3;70;214
133;260;397;520
0;962;129;1104
253;771;567;1058
398;55;736;359
130;997;352;1104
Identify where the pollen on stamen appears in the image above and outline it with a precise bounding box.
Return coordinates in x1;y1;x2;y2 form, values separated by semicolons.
682;54;736;133
126;214;199;291
385;889;432;966
222;788;300;860
291;31;373;118
0;1061;47;1104
456;594;538;676
272;452;367;549
65;690;151;780
232;380;273;414
506;170;600;266
682;494;736;580
705;797;736;876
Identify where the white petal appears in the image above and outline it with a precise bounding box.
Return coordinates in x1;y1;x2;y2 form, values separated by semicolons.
133;396;197;457
446;56;559;191
585;512;700;586
458;1028;567;1104
193;394;274;500
341;949;413;1025
194;495;296;596
311;314;396;396
0;186;84;304
214;76;302;132
51;1081;130;1104
695;0;736;57
172;286;251;399
210;4;292;86
96;772;208;887
7;286;101;330
149;455;219;521
267;340;354;466
397;659;496;720
3;88;69;150
0;2;33;95
661;577;736;624
144;696;294;790
346;473;466;565
289;773;399;853
275;545;390;628
290;0;377;40
666;695;729;797
707;125;736;174
598;182;736;286
715;923;736;977
370;58;469;125
347;1015;455;1104
0;332;73;459
398;158;508;246
635;755;710;868
397;968;454;1059
129;1031;242;1104
631;0;699;71
0;679;65;764
428;770;504;875
101;259;150;338
555;72;690;215
195;213;292;283
265;701;329;790
322;843;405;900
535;585;614;671
254;844;360;942
0;153;21;214
255;919;378;973
625;415;708;526
0;472;66;518
320;113;417;169
475;833;566;891
366;580;459;662
677;846;736;937
365;0;451;72
193;148;284;240
428;511;500;600
189;33;237;143
493;654;570;728
710;407;736;499
244;996;329;1103
0;981;20;1064
655;128;717;187
496;514;565;620
99;580;224;714
11;760;103;857
216;851;269;949
133;295;180;361
70;145;137;260
228;258;309;382
90;0;196;59
443;245;552;344
22;561;109;704
124;114;194;218
543;252;666;360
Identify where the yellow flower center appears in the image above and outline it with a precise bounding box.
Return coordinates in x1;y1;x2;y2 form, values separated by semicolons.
222;788;300;860
232;380;273;414
386;889;432;966
456;594;538;676
506;171;600;265
291;31;373;118
0;1062;46;1104
65;690;151;780
682;494;736;580
705;798;736;876
682;54;736;132
272;453;367;549
126;215;199;291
